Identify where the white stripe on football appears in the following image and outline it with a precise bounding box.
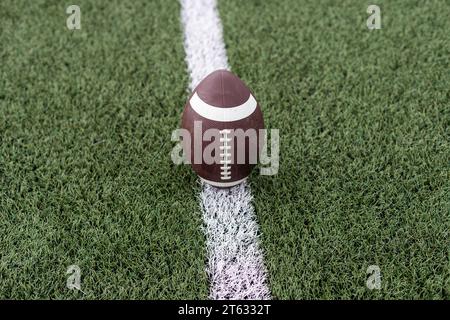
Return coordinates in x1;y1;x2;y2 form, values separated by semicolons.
189;92;257;122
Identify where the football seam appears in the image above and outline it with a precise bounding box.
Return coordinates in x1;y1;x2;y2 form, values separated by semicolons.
219;129;232;180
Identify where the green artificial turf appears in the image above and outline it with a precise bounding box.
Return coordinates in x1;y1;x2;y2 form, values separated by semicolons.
219;0;450;299
0;0;208;299
1;0;449;300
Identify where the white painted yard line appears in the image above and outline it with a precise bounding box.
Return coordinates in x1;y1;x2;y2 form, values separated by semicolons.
180;0;229;90
180;0;271;299
200;182;271;299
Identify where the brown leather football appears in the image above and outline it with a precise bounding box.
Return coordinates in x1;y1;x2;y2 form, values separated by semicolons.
181;69;264;188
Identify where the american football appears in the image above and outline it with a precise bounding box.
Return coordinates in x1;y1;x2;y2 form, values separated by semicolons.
181;69;264;188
